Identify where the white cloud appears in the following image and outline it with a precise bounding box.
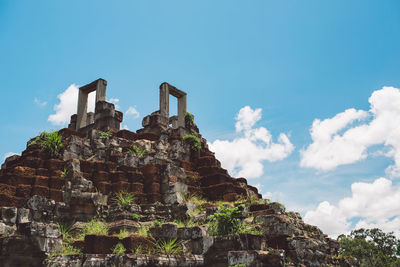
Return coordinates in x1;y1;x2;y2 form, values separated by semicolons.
304;177;400;238
301;86;400;177
122;124;129;130
48;84;95;126
209;106;294;179
3;152;19;161
34;97;47;107
108;98;120;109
126;106;140;119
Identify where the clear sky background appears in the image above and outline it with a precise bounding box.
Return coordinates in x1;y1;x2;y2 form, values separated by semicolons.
1;0;400;238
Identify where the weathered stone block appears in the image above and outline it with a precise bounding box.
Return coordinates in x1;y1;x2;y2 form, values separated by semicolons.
2;207;17;224
17;208;31;224
84;235;119;254
122;235;155;253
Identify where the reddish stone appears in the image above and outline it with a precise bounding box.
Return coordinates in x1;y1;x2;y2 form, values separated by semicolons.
84;235;119;254
31;186;49;198
35;168;49;176
80;160;95;173
92;171;109;184
34;176;49;187
117;165;137;173
121;235;155;253
235;177;248;185
58;128;85;139
142;174;160;184
22;149;43;159
115;130;137;141
0;194;25;208
130;183;144;194
48;169;62;177
49;189;63;202
247;185;259;195
198;166;227;177
105;161;117;172
0;184;16;196
112;181;130;193
147;193;162;203
197;156;217;167
180;161;194;171
16;185;31;198
145;182;160;194
45;159;65;171
110;171;127;183
135;132;159;141
72;240;85;251
126;171;144;183
223;193;239;202
202;183;235;201
12;166;35;177
22;157;44;169
11;175;34;186
94;161;108;172
49;177;64;189
134;193;147;204
141;164;159;175
96;182;111;194
200;174;230;187
82;172;91;180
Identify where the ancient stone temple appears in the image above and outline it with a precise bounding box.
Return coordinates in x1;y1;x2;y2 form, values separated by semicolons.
0;79;351;267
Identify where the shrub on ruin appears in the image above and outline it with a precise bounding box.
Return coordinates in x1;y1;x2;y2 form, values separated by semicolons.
80;219;108;237
184;112;196;129
112;242;126;255
183;134;201;155
98;131;112;139
29;131;63;158
209;205;243;236
155;238;182;255
113;191;136;210
128;144;148;158
137;224;151;237
115;229;131;239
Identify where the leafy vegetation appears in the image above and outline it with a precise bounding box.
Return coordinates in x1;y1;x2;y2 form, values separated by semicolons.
29;131;64;158
236;222;264;236
338;228;400;267
183;134;201;155
128;144;148;158
209;205;243;236
137;224;151;237
132;214;141;221
60;168;68;179
115;229;132;239
155;238;182;255
184;112;196;130
80;219;108;238
113;191;135;210
98;131;112;139
112;242;126;255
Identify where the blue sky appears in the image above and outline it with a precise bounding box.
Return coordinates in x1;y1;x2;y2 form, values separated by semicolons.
1;0;400;237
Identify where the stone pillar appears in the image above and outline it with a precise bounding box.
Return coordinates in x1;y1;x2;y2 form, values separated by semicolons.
160;83;169;118
178;95;187;128
95;79;107;102
76;90;88;130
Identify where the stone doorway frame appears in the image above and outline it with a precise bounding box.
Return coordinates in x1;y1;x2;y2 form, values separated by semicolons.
159;83;187;128
76;78;107;130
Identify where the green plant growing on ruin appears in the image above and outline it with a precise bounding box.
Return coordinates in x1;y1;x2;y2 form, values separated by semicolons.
29;131;64;158
60;167;68;179
183;134;202;155
155;238;182;255
132;214;141;221
112;242;126;255
115;229;132;239
184;112;196;130
173;219;199;228
128;144;148;158
153;220;164;227
80;219;108;238
229;264;246;267
98;131;112;139
57;223;75;241
137;224;151;237
113;191;136;210
236;222;264;236
209;205;243;236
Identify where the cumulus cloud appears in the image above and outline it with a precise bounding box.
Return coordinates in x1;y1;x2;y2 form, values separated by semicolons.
209;106;294;178
48;84;96;126
34;97;47;107
301;86;400;177
126;106;140;119
108;98;120;109
3;152;19;161
304;177;400;238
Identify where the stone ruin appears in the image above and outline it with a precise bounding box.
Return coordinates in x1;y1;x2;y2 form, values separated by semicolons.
0;79;352;267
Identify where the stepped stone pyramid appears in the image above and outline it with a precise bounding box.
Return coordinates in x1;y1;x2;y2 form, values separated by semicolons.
0;79;352;267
